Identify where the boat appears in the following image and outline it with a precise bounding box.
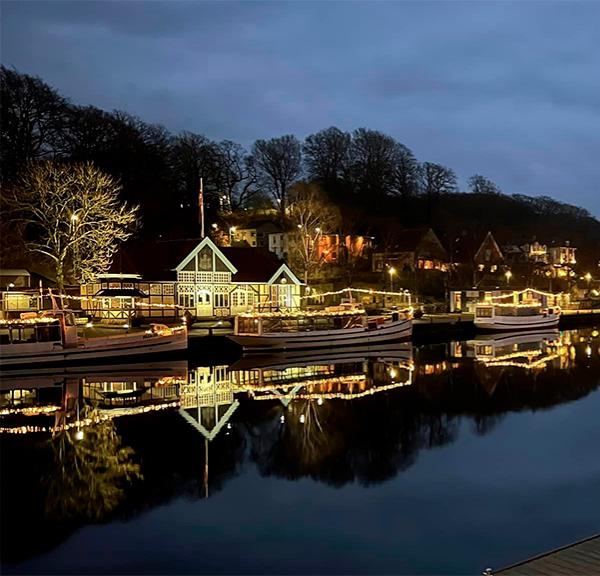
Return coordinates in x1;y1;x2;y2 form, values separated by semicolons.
474;289;561;331
0;310;187;367
227;302;412;352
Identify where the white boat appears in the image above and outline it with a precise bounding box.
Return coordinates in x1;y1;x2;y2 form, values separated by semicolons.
228;302;412;352
474;290;561;331
0;310;187;367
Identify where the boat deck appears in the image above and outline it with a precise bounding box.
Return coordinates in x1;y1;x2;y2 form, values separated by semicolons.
493;534;600;575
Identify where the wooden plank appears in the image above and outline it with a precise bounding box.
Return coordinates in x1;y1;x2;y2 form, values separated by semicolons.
495;534;600;575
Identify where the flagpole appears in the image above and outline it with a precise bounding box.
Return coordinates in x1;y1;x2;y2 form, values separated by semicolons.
199;177;205;238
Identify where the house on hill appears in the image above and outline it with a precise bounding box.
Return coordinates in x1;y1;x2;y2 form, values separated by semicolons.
80;237;303;322
372;228;448;273
231;220;283;248
473;231;505;272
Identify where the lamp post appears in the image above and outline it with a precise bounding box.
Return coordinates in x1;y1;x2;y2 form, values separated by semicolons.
388;266;396;292
229;226;236;246
70;212;80;281
585;272;592;286
505;270;512;286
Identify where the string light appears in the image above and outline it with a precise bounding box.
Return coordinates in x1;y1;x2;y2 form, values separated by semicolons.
0;317;59;326
0;401;180;435
248;378;413;402
0;405;60;417
488;288;562;301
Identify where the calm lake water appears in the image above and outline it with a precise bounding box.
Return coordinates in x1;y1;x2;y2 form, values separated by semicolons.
1;328;599;575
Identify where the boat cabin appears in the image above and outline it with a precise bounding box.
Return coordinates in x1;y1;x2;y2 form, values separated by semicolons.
235;309;368;336
0;311;78;347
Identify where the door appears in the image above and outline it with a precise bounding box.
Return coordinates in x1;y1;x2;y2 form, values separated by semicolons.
195;290;212;318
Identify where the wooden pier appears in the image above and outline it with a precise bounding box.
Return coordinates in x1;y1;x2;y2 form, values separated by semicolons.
492;534;600;575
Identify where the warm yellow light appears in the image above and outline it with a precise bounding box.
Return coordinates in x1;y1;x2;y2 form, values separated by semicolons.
388;267;396;276
505;271;512;280
585;272;592;282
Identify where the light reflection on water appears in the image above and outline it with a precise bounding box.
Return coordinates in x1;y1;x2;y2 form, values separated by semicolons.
1;328;599;574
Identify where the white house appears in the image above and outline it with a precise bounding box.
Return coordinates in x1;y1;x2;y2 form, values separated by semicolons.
81;237;304;321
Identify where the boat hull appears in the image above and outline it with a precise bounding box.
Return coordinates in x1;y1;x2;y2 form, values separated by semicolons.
474;313;560;331
0;331;187;367
228;318;412;352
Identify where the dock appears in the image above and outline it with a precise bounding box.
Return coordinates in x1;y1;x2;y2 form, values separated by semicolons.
492;534;600;575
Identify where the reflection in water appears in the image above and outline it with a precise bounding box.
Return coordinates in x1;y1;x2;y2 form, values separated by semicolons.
45;416;142;522
1;329;600;567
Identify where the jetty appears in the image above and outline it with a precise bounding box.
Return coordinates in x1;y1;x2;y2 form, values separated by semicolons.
491;534;600;575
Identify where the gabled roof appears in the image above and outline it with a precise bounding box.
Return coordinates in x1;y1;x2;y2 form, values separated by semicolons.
108;239;200;280
221;247;298;283
387;228;432;252
474;231;504;262
107;238;300;284
176;237;237;274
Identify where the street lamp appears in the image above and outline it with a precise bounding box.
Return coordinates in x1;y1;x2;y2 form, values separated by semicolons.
505;270;512;286
388;266;396;292
585;272;592;285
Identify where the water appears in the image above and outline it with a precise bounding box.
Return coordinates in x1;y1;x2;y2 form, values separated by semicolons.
1;328;599;574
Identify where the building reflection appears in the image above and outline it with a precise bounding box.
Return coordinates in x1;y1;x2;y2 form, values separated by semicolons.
2;328;600;564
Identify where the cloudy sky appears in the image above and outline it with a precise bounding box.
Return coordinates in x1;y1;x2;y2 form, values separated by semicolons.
3;1;599;216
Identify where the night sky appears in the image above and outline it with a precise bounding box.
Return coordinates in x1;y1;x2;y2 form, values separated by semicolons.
3;1;599;216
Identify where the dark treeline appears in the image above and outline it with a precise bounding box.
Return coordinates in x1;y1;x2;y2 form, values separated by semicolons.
2;66;599;267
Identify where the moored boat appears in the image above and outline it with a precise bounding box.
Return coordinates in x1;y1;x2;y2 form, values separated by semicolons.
0;310;187;367
474;289;561;331
227;302;412;352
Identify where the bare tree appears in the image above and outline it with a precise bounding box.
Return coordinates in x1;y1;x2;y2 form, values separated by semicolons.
348;128;398;200
391;143;421;200
213;140;259;212
10;161;138;289
0;66;68;183
287;182;341;283
468;174;502;195
422;162;457;196
252;135;302;222
303;127;351;192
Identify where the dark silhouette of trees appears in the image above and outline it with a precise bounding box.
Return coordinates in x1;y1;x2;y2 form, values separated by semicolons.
303;126;352;196
212;140;259;212
2;66;598;270
422;162;458;196
391;143;421;200
0;66;68;183
252;135;302;222
347;128;398;202
468;174;502;195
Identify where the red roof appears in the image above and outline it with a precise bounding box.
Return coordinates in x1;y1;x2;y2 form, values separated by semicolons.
108;239;287;283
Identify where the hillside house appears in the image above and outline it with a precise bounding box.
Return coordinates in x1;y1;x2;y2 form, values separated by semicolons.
372;228;448;273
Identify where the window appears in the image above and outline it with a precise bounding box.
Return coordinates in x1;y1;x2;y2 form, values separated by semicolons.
150;284;162;295
163;284;174;295
232;291;246;308
214;293;229;308
178;293;195;308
